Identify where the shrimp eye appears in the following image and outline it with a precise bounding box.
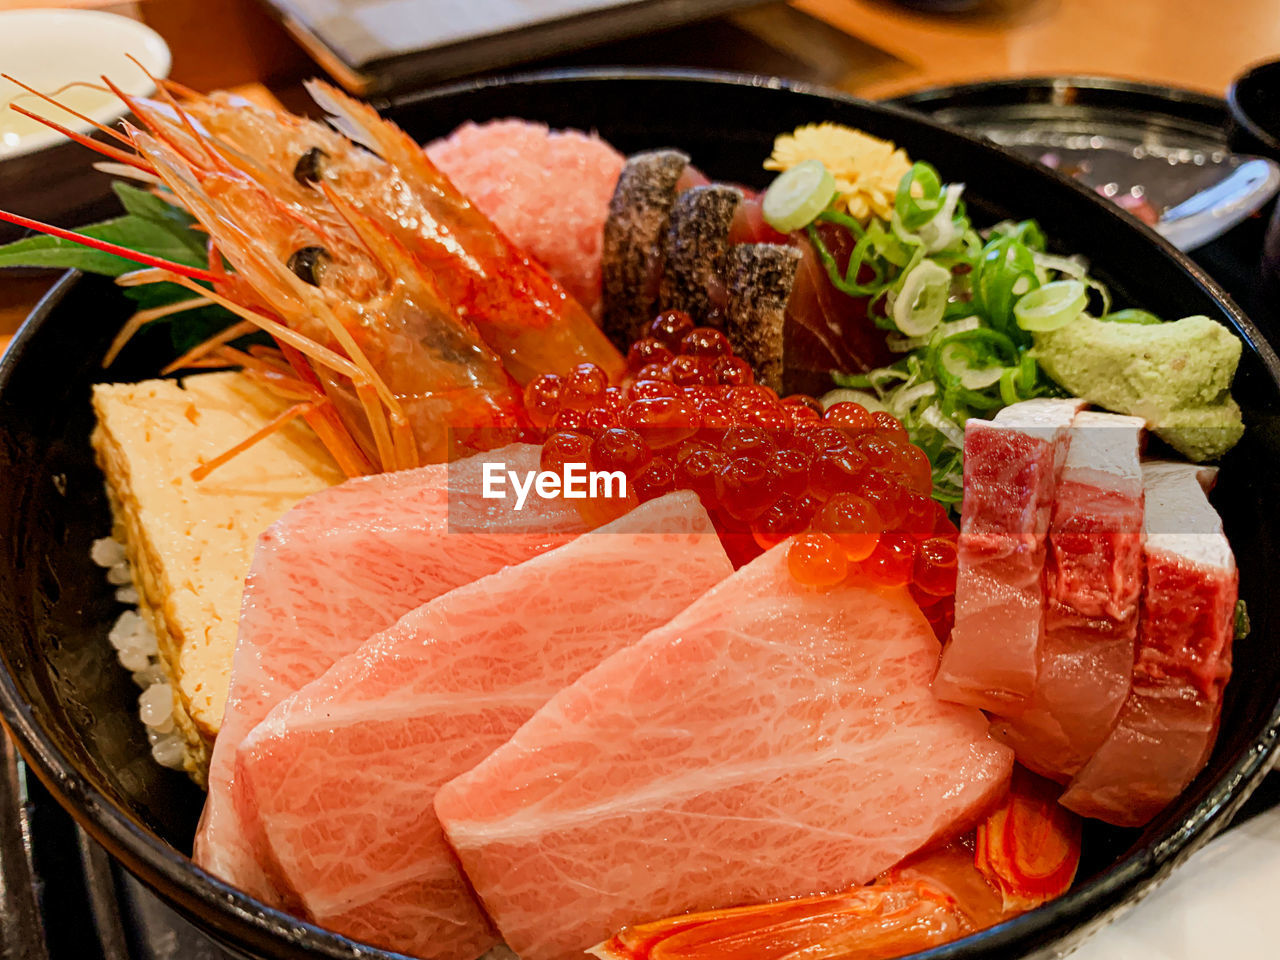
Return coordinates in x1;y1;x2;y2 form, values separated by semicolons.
287;246;329;286
293;147;328;187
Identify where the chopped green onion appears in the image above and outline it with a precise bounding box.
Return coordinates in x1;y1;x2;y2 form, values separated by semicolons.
1085;276;1112;317
895;162;944;230
933;326;1019;363
917;183;966;253
890;381;939;415
820;388;889;413
892;259;952;336
1032;251;1088;279
762;159;837;233
887;333;922;353
1103;308;1163;325
1019;352;1038;392
807;219;893;299
807;159;1170;504
975;235;1040;337
998;367;1021;405
988;219;1047;252
1014;279;1088;331
941;316;981;336
889;317;975;353
920;403;966;447
938;341;1005;389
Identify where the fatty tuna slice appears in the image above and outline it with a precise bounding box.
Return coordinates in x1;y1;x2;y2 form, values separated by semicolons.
434;544;1014;960
934;398;1085;714
194;444;584;906
1062;461;1237;826
234;492;733;960
991;412;1146;778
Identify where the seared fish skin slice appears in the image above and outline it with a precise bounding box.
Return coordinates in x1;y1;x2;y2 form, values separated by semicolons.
658;184;742;325
601;149;689;349
725;243;802;392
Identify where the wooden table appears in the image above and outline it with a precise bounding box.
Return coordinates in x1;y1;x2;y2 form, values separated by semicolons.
3;0;1279;350
791;0;1280;99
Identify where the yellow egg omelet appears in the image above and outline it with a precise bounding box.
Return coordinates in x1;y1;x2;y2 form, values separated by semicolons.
92;371;343;783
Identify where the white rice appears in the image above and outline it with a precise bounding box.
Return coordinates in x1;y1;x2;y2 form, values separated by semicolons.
90;537;126;567
91;536;186;771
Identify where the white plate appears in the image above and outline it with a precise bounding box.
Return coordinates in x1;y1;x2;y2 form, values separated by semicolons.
0;9;171;161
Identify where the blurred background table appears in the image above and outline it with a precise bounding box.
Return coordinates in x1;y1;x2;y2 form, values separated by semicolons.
2;0;1280;350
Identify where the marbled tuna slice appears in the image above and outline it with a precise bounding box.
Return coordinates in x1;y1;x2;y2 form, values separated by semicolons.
991;412;1145;778
193;444;584;907
1062;461;1236;827
235;492;731;960
435;544;1013;960
934;399;1086;714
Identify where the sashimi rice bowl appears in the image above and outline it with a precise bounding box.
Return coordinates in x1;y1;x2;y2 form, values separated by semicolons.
0;70;1274;960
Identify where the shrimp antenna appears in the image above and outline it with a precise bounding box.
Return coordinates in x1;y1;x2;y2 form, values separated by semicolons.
103;295;213;368
92;161;164;186
0;208;218;281
1;74;134;147
101;74;208;173
125;55;230;174
277;341;376;477
6;104;149;171
158;78;203;100
160;319;256;374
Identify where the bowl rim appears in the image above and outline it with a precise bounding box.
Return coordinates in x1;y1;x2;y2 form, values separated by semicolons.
3;65;1280;960
1228;57;1280;155
0;8;171;161
885;73;1231;117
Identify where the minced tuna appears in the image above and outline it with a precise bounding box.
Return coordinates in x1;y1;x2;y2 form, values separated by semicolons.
426;120;624;315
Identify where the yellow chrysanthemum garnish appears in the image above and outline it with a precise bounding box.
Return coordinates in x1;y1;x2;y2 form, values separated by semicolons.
765;123;912;222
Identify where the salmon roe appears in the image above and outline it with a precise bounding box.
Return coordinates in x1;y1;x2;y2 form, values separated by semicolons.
529;310;959;637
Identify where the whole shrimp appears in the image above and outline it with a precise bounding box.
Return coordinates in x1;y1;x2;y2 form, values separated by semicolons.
0;72;599;472
129;79;626;385
145;125;533;469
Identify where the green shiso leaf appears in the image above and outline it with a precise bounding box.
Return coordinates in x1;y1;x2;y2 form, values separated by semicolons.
0;183;207;276
0;181;255;358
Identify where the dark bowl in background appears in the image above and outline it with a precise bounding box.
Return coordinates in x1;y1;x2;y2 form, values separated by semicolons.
2;69;1280;960
1228;59;1280;160
892;74;1232;141
1229;60;1280;296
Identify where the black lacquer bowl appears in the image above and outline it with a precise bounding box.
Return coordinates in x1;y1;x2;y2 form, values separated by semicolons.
1;69;1279;960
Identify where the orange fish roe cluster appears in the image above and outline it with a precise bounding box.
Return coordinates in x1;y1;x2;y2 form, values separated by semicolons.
527;310;958;637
